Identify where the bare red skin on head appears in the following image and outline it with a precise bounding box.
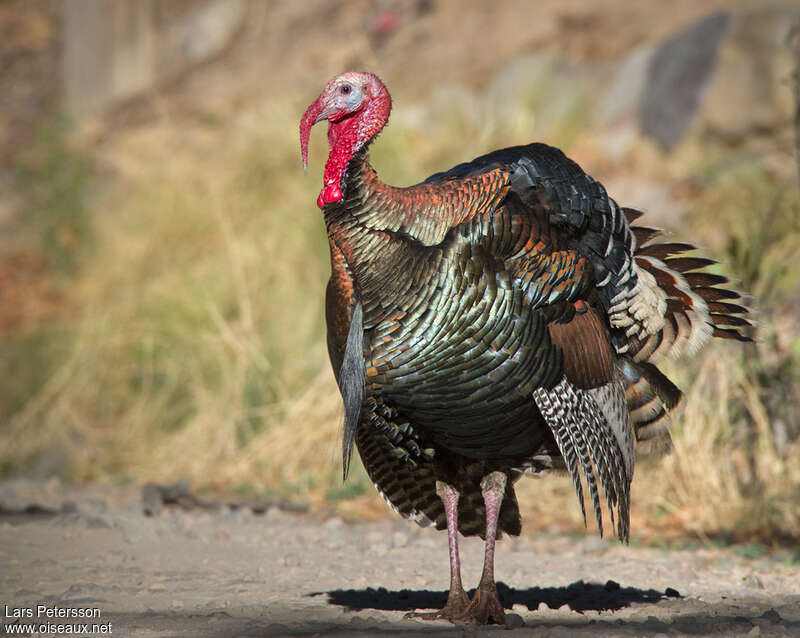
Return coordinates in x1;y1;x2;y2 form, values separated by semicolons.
300;73;391;209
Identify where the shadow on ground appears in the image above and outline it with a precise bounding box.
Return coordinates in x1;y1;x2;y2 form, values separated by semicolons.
88;600;800;638
314;580;675;613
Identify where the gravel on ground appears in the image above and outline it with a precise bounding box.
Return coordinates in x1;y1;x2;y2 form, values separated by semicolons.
1;481;798;637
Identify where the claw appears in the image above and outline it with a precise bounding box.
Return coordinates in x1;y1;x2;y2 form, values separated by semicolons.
456;585;506;625
405;585;470;622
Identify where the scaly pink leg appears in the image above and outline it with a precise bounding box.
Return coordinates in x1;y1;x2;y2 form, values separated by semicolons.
405;481;470;621
456;471;507;625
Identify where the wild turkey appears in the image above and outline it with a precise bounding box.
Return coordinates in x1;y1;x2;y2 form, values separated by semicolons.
299;72;752;625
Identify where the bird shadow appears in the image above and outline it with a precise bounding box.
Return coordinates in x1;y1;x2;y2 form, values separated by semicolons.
311;579;678;614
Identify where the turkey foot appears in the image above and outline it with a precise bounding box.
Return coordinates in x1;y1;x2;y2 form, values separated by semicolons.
404;585;470;621
457;471;507;625
456;581;505;625
406;473;508;625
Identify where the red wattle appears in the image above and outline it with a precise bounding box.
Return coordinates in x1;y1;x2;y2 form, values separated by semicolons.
317;183;343;208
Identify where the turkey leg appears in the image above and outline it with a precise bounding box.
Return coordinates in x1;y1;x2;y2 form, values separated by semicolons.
457;470;507;624
404;480;470;621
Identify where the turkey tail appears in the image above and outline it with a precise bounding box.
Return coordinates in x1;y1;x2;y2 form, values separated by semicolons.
533;377;632;541
620;359;682;455
622;208;754;365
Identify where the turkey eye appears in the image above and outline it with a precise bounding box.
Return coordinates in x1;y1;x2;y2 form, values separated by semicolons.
340;85;351;95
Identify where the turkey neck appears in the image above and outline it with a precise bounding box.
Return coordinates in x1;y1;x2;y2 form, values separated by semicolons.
322;148;421;316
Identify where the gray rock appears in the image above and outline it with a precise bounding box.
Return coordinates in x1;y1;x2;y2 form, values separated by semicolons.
504;612;525;629
639;5;800;151
641;11;732;150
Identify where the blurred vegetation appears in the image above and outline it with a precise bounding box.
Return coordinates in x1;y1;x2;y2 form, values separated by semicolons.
14;115;93;278
0;88;798;544
0;116;92;470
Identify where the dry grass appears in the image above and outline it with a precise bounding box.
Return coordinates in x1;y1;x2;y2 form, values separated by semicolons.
2;89;799;546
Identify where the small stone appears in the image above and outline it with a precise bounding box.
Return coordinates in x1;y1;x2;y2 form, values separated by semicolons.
742;573;765;589
392;531;408;548
604;579;620;591
759;609;781;623
83;514;115;529
504;612;524;629
747;626;761;636
170;600;183;610
323;516;343;528
665;587;680;598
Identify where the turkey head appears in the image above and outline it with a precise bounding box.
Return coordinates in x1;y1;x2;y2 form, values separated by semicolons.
300;72;391;208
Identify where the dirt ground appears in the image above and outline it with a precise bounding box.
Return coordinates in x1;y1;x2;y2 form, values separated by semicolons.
1;3;799;637
1;482;798;637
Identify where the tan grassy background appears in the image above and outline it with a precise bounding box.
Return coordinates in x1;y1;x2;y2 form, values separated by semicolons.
1;0;798;548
